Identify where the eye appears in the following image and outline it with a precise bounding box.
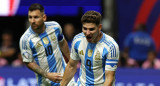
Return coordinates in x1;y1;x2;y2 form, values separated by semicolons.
90;28;95;31
34;16;39;19
83;27;87;30
28;16;32;19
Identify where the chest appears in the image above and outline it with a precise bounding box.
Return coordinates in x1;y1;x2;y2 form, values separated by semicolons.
30;32;58;55
77;42;107;65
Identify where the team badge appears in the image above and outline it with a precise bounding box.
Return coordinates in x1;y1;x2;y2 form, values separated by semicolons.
88;49;93;57
95;51;101;60
42;37;49;44
51;35;56;41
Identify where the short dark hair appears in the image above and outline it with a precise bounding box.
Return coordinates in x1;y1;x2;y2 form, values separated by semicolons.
81;11;101;26
29;3;44;13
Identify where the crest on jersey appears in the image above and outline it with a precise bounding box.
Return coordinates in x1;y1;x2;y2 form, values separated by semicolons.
42;37;49;44
51;35;56;41
95;51;101;60
88;49;93;57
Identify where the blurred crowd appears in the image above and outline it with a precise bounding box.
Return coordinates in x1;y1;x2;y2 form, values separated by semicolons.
0;30;23;67
118;23;160;69
0;22;160;70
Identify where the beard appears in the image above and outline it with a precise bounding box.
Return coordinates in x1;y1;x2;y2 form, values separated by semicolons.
31;22;44;30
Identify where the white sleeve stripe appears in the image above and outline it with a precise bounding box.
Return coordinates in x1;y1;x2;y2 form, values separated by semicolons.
106;61;118;63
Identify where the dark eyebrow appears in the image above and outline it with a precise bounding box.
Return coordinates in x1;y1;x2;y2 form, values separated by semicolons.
82;26;86;28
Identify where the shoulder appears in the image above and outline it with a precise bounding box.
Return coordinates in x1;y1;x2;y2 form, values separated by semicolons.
20;28;33;44
45;21;60;26
73;32;85;42
45;21;62;31
102;33;119;48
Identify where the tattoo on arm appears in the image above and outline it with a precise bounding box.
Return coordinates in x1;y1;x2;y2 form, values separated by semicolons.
26;62;47;78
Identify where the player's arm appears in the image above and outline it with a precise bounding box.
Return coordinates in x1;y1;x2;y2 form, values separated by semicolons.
103;70;115;86
59;39;70;63
25;62;62;83
60;58;79;86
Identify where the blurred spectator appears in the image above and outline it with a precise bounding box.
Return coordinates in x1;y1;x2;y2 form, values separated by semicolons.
63;23;75;51
142;51;160;69
0;30;23;67
122;24;156;67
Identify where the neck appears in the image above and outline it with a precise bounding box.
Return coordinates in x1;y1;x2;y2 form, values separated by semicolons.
93;32;102;43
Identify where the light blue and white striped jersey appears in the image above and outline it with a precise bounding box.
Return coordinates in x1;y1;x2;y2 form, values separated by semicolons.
71;32;119;86
19;21;66;86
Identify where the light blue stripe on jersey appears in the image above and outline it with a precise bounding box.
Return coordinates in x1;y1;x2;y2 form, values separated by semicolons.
106;59;118;67
39;32;59;85
74;41;81;86
29;40;42;85
85;43;96;85
108;41;116;57
102;47;108;80
103;39;116;58
53;27;63;41
22;29;32;50
73;33;85;42
74;41;81;54
99;32;105;43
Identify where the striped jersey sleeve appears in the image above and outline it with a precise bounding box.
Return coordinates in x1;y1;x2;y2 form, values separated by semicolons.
104;35;119;71
19;30;33;62
71;33;85;60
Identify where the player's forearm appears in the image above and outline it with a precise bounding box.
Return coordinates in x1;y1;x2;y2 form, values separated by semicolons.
103;79;114;86
103;71;115;86
25;62;47;77
61;63;77;86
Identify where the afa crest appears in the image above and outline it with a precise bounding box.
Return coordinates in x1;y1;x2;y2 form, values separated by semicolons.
42;37;49;44
95;51;101;60
51;35;56;41
88;49;93;57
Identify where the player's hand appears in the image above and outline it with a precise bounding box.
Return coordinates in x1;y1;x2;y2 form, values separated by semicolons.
46;72;63;83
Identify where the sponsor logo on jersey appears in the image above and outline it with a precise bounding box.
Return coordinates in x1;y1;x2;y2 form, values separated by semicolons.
42;37;49;44
36;42;42;48
79;50;84;55
88;49;93;57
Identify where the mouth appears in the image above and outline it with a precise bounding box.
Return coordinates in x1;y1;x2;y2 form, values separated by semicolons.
31;24;37;28
86;36;92;41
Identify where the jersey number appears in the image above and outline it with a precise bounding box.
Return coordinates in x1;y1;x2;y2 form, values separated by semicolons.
45;45;53;56
86;59;91;71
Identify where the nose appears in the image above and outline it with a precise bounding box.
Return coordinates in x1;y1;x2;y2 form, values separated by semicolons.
86;30;90;35
30;18;35;24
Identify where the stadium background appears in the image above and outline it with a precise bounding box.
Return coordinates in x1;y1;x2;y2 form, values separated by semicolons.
0;0;160;86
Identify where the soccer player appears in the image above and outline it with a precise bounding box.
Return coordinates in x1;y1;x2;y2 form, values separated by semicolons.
19;3;75;86
61;11;119;86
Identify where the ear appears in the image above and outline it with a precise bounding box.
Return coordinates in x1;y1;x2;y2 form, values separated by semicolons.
98;24;102;31
43;14;47;21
